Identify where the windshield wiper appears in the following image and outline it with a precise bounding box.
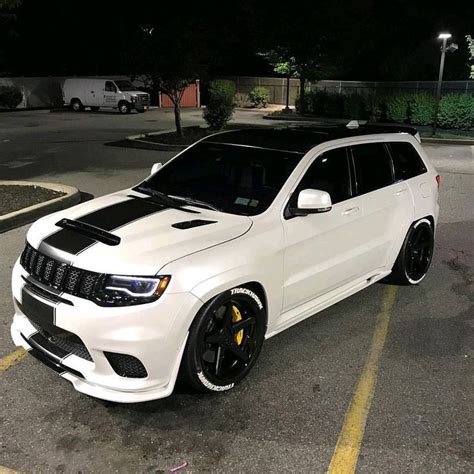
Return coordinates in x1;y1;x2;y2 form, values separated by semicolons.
169;195;222;212
135;186;200;214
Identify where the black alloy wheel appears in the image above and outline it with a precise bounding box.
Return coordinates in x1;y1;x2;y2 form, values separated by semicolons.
181;288;265;392
388;218;434;285
404;221;434;283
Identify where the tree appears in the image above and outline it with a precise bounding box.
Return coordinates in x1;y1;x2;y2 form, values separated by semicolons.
467;35;474;79
129;17;209;137
255;0;363;112
0;0;21;74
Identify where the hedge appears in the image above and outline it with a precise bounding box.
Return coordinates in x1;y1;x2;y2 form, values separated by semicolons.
296;90;473;130
409;93;436;126
437;94;474;130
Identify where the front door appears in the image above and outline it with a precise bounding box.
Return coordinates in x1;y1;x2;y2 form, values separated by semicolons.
103;81;118;107
281;146;364;313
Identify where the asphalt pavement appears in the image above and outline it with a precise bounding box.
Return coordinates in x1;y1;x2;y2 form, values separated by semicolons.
0;108;472;472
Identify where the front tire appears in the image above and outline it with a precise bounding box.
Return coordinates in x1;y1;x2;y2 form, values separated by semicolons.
118;101;131;114
388;218;434;285
180;287;266;393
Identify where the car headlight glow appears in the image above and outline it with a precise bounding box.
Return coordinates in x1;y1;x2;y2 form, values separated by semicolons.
93;275;171;306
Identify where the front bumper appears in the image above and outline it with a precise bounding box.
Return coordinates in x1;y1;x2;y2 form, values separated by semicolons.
11;261;202;403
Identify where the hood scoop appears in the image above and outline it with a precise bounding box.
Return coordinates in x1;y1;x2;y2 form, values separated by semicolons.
172;219;217;230
55;218;121;246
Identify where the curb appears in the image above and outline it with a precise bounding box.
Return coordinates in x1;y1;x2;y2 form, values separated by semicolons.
125;129;189;151
0;181;81;234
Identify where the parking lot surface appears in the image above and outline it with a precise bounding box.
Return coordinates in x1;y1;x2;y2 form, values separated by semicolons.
0;109;472;472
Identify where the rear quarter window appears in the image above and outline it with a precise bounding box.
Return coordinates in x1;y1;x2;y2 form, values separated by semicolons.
389;142;427;181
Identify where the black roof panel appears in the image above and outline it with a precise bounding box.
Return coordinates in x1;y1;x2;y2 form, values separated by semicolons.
202;124;418;154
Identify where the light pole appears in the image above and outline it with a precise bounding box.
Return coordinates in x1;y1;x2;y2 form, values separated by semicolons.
432;33;457;135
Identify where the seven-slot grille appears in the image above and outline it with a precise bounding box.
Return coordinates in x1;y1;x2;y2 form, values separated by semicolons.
20;242;101;299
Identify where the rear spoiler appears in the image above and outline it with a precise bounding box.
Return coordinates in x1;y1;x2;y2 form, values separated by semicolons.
346;120;421;143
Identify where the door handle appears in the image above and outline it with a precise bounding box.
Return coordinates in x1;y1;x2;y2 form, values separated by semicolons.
395;188;408;195
342;206;359;215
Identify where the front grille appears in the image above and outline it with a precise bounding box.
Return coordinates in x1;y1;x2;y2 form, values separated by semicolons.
29;319;93;362
137;94;149;104
104;352;148;378
20;243;101;301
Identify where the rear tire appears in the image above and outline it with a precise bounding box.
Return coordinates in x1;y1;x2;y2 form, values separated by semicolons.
118;101;130;114
180;286;266;393
71;99;83;112
387;218;434;285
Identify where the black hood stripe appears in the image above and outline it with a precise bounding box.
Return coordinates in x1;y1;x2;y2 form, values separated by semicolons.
41;197;166;255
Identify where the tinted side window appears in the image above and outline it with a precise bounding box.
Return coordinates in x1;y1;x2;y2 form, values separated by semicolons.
105;81;116;92
389;142;427;181
352;143;393;194
294;147;351;204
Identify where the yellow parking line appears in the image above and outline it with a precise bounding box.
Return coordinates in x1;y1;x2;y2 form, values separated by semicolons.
0;466;19;474
328;285;398;474
0;347;27;373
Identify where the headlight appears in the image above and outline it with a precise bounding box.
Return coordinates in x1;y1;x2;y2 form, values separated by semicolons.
93;275;171;307
131;95;137;102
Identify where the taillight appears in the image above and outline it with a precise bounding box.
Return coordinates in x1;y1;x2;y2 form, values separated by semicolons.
436;174;441;187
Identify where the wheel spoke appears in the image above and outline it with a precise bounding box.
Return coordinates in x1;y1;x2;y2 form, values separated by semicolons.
227;342;250;363
215;345;224;376
231;317;254;334
224;302;234;328
206;330;224;344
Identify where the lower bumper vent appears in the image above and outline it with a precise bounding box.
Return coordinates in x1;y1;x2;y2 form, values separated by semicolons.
104;352;148;378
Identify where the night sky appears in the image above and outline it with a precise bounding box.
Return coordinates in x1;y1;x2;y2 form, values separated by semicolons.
1;0;472;80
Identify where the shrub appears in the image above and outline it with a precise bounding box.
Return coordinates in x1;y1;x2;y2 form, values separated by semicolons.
409;93;436;126
296;90;344;117
0;85;23;109
248;86;270;108
203;80;236;130
437;94;474;130
342;93;365;119
385;94;410;123
234;92;250;108
364;94;386;122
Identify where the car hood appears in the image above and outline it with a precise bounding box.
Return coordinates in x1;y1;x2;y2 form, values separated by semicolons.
28;190;252;275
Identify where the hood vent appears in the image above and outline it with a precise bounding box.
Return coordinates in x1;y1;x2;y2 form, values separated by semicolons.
172;219;217;230
55;218;121;246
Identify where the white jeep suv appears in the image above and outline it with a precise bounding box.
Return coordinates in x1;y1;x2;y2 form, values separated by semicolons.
10;124;439;402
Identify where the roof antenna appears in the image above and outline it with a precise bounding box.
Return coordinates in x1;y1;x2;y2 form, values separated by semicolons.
346;120;359;129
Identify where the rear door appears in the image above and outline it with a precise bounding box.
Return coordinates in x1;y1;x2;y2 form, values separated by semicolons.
349;141;414;273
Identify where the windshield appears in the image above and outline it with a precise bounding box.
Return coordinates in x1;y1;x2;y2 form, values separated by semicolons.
114;80;137;91
138;142;304;216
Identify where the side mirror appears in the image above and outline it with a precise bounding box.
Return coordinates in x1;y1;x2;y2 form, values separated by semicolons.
289;189;332;216
151;162;163;175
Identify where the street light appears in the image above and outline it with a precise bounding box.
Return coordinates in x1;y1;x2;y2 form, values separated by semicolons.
432;32;458;135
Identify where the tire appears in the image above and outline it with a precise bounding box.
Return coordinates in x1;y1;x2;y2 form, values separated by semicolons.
118;101;131;114
388;218;434;285
180;286;266;393
90;106;100;111
71;99;83;112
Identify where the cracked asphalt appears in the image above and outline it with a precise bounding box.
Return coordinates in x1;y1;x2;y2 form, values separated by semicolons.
0;109;472;472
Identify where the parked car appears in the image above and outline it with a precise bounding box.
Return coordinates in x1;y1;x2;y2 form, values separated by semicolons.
62;78;150;114
10;123;439;402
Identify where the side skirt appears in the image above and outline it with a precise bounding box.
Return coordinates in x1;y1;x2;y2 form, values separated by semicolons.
265;271;391;339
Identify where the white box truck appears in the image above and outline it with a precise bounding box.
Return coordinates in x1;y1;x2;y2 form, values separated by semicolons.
62;78;150;114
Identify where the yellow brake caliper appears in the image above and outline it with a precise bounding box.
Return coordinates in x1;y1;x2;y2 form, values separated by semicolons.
232;305;244;345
